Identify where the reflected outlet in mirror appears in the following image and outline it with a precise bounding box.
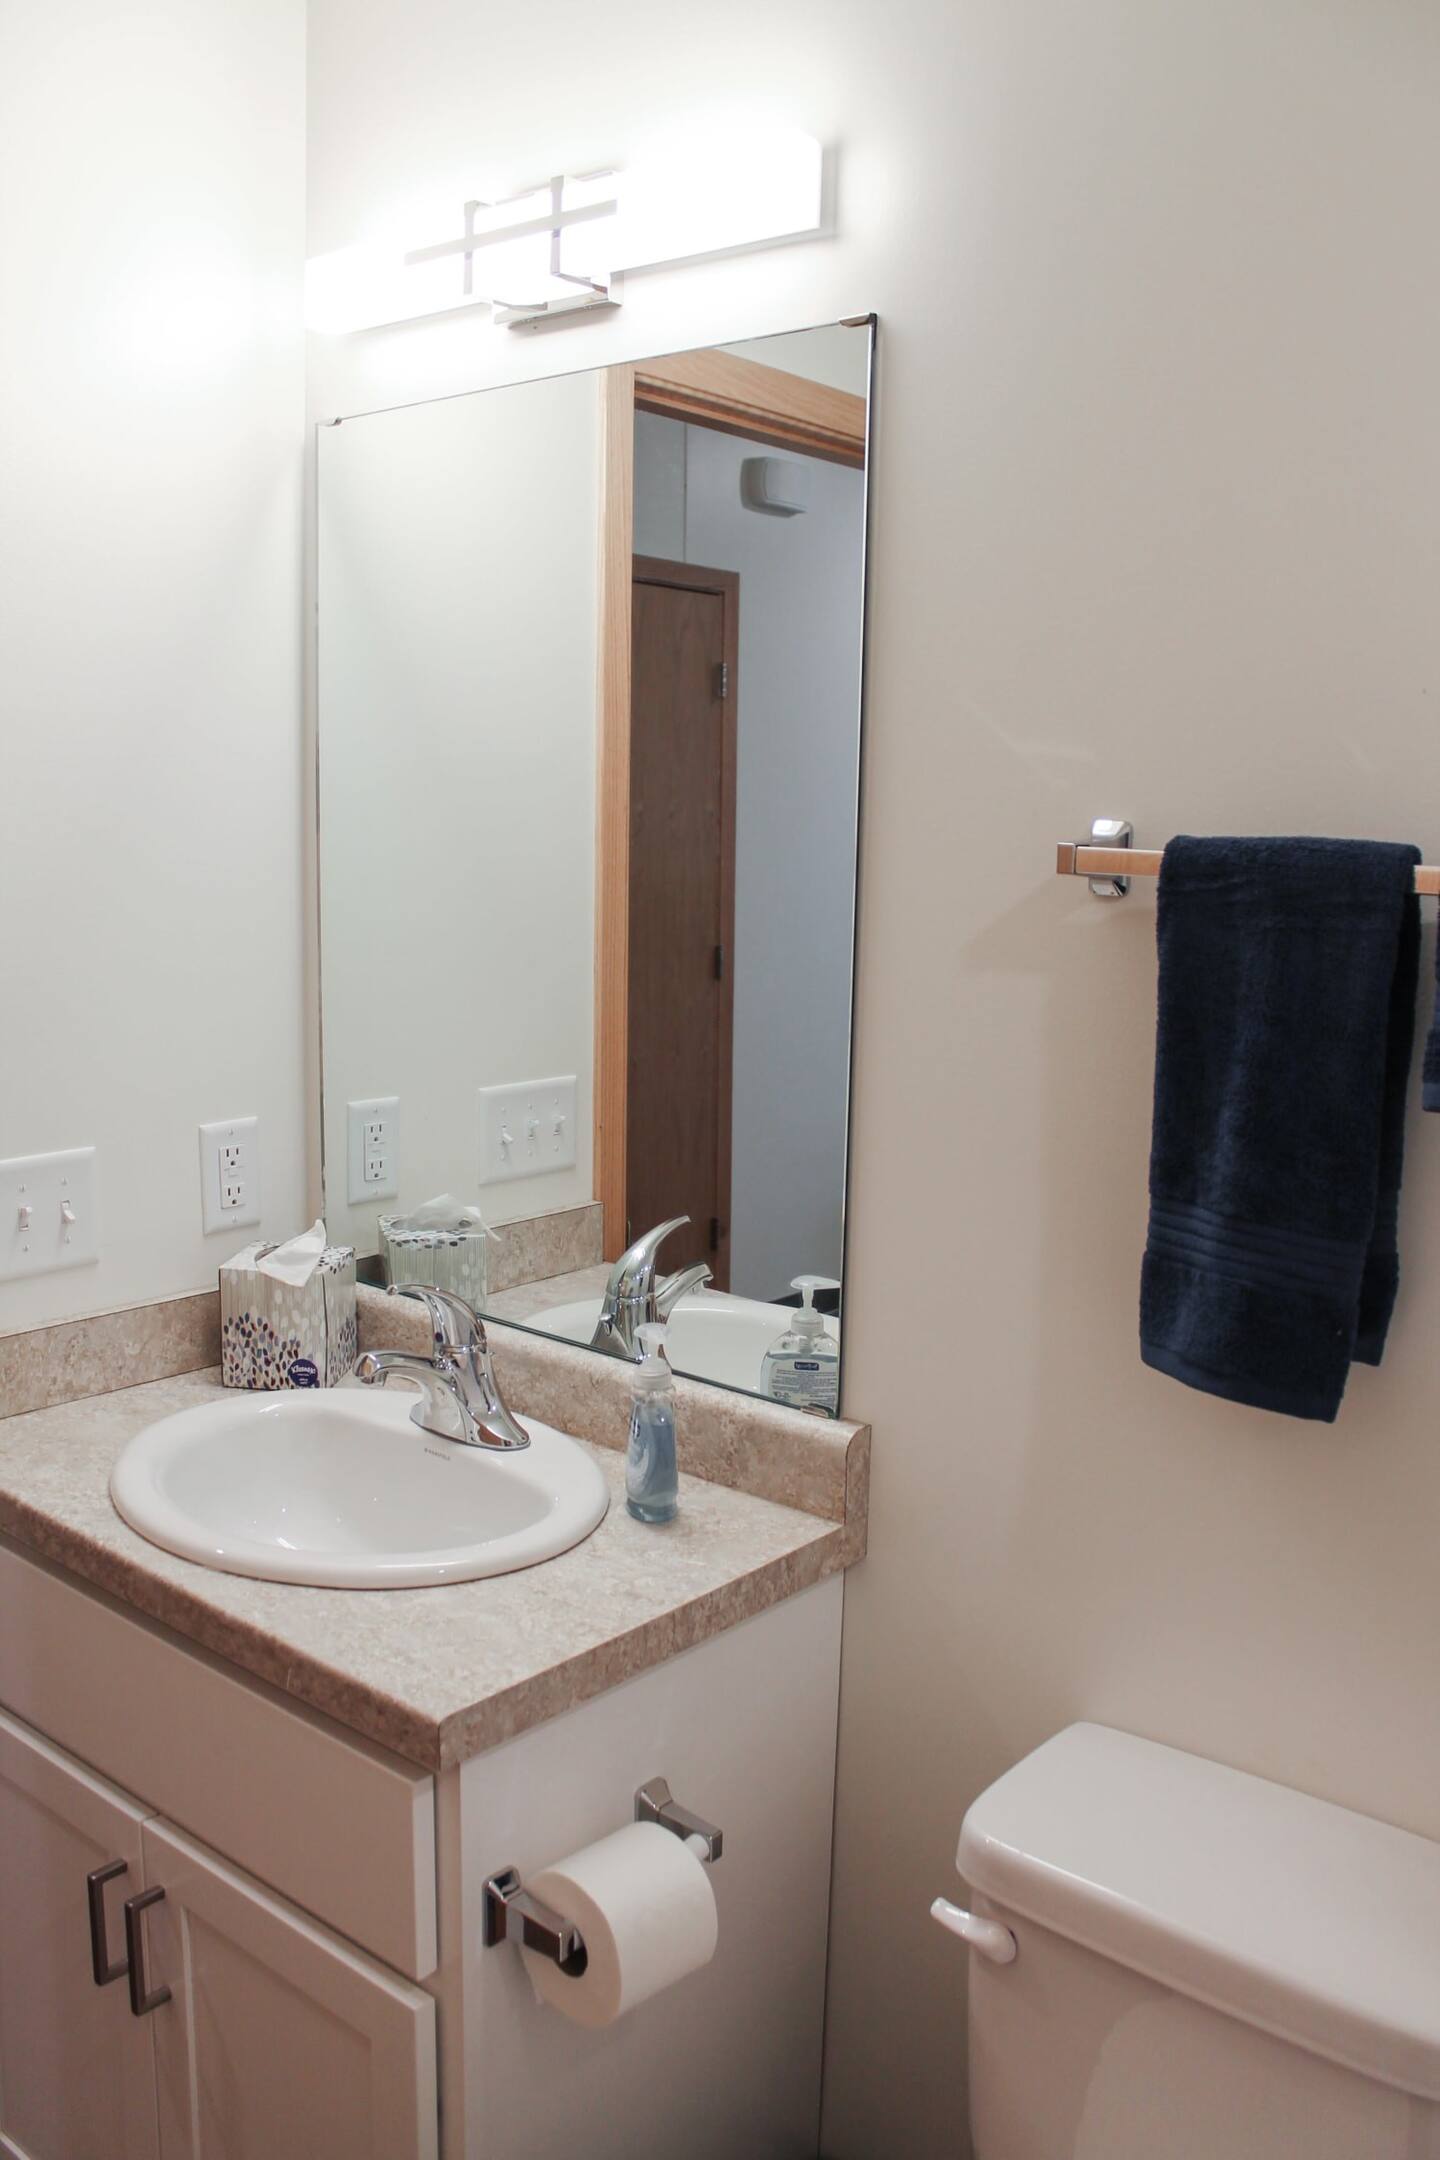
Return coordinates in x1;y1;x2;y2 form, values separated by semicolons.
317;320;873;1409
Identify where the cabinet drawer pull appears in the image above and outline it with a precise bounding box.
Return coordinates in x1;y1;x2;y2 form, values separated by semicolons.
122;1887;172;2017
86;1860;129;1986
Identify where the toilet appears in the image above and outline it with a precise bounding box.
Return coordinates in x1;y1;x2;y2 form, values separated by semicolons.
939;1723;1440;2159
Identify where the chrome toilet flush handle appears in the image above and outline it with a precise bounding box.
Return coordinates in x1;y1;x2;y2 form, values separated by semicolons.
930;1897;1017;1965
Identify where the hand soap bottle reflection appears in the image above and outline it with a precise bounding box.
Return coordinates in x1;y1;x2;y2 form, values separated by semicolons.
761;1277;840;1414
626;1323;679;1524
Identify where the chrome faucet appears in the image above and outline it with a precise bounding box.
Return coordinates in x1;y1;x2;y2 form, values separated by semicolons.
353;1285;530;1451
588;1216;712;1362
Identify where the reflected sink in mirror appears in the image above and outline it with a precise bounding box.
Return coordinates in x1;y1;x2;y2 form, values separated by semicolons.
109;1390;609;1589
538;1288;840;1403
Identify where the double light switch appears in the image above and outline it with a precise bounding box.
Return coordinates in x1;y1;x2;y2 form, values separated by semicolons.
0;1148;98;1280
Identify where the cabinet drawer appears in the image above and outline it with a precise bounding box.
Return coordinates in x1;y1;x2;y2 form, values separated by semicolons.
0;1537;436;1979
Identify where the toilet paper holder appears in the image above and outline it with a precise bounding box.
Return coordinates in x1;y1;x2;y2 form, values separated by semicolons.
483;1777;723;1974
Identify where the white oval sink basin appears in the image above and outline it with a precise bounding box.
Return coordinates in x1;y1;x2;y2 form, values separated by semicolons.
538;1288;840;1400
110;1389;609;1589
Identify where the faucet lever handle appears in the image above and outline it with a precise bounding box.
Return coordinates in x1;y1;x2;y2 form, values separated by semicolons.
390;1283;483;1354
655;1263;712;1320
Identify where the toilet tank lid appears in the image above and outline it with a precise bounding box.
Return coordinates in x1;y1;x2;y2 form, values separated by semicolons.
957;1723;1440;2104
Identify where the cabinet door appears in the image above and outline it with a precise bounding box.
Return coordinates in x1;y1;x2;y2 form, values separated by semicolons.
0;1707;160;2160
139;1820;436;2160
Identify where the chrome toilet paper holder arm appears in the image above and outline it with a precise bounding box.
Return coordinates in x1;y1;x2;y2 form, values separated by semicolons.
483;1776;724;1973
482;1868;590;1975
635;1776;723;1862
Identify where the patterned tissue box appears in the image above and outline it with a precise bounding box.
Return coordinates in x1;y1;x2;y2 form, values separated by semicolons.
220;1243;358;1390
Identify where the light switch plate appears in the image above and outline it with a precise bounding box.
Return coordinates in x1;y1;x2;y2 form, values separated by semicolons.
0;1147;99;1280
478;1077;578;1184
198;1117;260;1235
347;1096;400;1205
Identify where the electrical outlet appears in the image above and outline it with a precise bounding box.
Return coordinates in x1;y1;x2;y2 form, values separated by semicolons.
347;1097;399;1205
0;1147;99;1281
198;1117;260;1235
478;1077;578;1184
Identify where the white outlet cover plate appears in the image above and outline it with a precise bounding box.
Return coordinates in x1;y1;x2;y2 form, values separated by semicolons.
198;1117;260;1235
347;1096;400;1205
479;1077;578;1184
0;1147;99;1281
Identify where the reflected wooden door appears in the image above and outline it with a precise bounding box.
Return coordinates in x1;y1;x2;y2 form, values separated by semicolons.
626;557;738;1287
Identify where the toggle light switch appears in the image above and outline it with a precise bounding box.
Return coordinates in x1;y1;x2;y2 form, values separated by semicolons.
0;1148;99;1281
478;1077;579;1183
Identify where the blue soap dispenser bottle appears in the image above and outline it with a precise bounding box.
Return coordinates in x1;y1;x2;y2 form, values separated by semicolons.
626;1322;679;1524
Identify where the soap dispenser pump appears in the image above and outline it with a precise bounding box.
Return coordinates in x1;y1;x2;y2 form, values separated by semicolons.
760;1278;840;1414
626;1323;679;1524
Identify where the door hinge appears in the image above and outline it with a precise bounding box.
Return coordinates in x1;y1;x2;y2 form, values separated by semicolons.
713;944;725;981
709;1217;724;1252
714;661;729;699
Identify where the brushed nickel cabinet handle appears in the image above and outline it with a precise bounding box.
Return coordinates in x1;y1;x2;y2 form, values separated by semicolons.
86;1860;129;1986
122;1886;172;2017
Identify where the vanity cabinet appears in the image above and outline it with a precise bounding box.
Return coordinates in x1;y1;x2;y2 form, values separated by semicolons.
0;1708;437;2160
0;1534;844;2160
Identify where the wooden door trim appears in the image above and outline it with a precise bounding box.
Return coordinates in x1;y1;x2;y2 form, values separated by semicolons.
629;556;739;1288
634;349;866;470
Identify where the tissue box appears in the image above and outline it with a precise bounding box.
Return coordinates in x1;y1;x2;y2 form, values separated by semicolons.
380;1213;489;1306
220;1243;358;1390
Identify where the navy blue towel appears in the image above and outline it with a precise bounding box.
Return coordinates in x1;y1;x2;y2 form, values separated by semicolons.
1141;836;1421;1423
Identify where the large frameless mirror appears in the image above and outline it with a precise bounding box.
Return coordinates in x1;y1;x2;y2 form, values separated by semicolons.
317;318;872;1410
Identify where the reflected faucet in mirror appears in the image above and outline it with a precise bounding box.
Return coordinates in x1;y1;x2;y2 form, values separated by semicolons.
354;1285;531;1450
588;1217;712;1362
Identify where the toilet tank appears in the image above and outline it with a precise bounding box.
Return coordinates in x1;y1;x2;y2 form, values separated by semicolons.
954;1724;1440;2160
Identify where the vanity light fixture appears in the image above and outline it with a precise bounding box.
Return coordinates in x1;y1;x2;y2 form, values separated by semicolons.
305;125;824;333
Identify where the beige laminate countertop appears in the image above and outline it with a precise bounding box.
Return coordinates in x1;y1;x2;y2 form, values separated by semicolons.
0;1369;859;1772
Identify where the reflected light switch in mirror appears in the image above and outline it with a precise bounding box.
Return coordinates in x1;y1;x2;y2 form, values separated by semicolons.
479;1078;577;1184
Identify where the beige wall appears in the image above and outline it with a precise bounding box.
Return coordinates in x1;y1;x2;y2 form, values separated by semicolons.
306;2;1440;2153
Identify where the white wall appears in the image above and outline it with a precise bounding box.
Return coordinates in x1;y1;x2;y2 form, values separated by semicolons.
307;5;1440;2155
0;0;307;1330
317;373;598;1251
634;410;865;1300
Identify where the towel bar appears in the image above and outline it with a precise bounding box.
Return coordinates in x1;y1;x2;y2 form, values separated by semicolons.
1057;827;1440;899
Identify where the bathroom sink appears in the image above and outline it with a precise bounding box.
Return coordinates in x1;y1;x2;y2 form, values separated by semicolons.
109;1388;609;1589
538;1287;840;1397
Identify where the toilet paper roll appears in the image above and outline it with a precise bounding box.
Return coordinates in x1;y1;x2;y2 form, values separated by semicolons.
522;1821;718;2029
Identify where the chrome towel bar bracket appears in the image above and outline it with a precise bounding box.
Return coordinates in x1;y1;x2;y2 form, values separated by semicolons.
1064;815;1134;899
483;1777;724;1974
